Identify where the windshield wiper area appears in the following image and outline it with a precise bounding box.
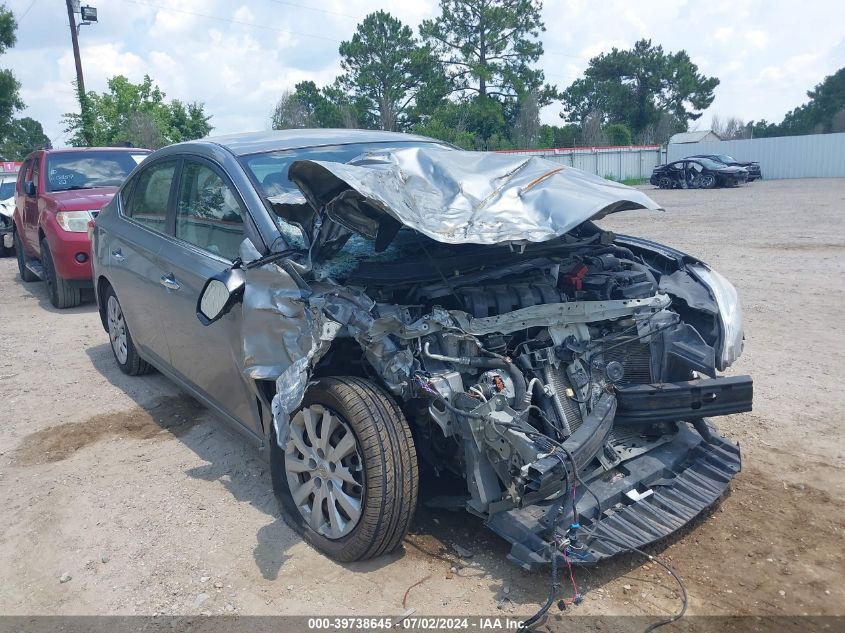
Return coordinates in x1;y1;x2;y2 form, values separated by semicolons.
56;185;95;191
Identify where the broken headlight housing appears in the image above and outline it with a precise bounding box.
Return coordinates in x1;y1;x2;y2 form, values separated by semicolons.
690;263;744;370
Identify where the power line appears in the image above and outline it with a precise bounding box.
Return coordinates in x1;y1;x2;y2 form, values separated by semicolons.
118;0;343;44
16;0;39;21
264;0;363;22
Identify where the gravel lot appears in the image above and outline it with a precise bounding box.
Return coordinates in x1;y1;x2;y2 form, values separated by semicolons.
0;178;843;622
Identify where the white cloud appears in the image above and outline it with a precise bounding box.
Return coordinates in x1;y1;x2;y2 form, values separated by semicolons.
714;27;734;43
746;30;769;49
2;0;844;145
153;0;210;33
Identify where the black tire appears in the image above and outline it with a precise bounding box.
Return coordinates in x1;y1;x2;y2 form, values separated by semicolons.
271;376;418;562
103;284;153;376
658;177;672;189
15;231;38;282
41;238;82;309
699;173;717;189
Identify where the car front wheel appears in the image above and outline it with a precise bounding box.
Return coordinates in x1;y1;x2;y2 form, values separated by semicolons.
41;238;81;308
271;376;418;562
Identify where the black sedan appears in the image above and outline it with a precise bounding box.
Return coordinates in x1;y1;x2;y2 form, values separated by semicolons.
689;153;762;181
651;158;748;189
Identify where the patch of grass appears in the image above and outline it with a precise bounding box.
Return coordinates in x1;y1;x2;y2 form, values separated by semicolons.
603;175;648;186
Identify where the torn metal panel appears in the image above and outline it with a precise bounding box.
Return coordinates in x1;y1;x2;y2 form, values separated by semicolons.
274;147;662;250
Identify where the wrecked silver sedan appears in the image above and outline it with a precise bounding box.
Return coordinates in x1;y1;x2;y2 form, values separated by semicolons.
92;130;751;569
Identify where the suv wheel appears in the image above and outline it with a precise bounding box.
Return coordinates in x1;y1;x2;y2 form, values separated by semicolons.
104;285;152;376
15;232;38;282
271;377;418;562
41;238;81;308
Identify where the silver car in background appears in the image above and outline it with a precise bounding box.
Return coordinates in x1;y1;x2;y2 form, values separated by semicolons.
92;129;751;571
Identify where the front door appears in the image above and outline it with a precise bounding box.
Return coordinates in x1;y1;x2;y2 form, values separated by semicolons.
156;158;262;437
22;156;40;251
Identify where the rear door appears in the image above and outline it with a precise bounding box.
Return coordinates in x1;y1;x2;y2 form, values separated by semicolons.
155;156;262;438
106;158;179;366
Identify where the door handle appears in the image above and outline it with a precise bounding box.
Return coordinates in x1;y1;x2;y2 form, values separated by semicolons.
111;249;125;262
159;274;181;291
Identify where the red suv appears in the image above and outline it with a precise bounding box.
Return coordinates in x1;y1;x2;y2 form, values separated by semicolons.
13;147;150;307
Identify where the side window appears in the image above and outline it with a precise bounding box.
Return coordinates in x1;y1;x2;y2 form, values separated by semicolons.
30;158;40;194
174;161;245;260
124;160;177;234
17;159;32;190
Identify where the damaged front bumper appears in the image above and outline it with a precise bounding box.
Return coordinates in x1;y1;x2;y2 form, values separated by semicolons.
488;420;741;569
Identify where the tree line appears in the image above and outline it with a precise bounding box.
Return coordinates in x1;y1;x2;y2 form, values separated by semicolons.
712;68;845;139
271;1;723;150
1;0;844;160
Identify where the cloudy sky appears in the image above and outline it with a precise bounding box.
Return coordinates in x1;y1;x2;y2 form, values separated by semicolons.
3;0;844;146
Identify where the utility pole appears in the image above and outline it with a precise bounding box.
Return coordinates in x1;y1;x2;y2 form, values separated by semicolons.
65;0;93;145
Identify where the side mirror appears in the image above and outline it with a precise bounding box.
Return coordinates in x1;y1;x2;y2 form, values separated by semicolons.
24;181;36;197
196;266;246;326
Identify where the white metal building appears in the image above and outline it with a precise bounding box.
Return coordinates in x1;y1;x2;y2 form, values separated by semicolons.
668;130;722;144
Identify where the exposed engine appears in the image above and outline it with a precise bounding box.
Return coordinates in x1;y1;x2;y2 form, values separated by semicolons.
251;147;752;571
299;229;737;520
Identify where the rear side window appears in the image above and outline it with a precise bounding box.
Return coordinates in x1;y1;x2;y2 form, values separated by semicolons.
124;160;177;233
174;161;245;261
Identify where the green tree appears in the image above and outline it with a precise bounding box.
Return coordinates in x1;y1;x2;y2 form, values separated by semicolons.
290;80;373;129
560;39;719;135
0;3;24;142
63;75;212;148
413;96;511;150
169;100;212;142
510;91;541;148
338;11;447;131
779;67;845;135
420;0;555;105
0;117;51;159
537;123;578;148
604;122;632;145
271;89;314;129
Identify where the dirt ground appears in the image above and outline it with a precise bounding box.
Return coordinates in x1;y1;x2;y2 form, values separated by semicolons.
0;178;843;625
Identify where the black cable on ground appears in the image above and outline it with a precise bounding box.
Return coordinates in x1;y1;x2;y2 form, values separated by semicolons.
502;413;687;633
416;380;688;633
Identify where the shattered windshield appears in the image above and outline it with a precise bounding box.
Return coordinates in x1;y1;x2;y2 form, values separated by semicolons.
242;141;448;248
46;151;148;192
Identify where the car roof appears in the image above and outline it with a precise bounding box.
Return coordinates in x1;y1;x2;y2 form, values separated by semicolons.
40;147;151;155
187;129;441;157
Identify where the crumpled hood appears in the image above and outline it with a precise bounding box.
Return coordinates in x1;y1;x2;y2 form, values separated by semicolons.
0;198;13;218
272;147;662;252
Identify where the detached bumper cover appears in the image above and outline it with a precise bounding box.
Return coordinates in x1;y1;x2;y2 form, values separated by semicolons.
487;422;741;570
